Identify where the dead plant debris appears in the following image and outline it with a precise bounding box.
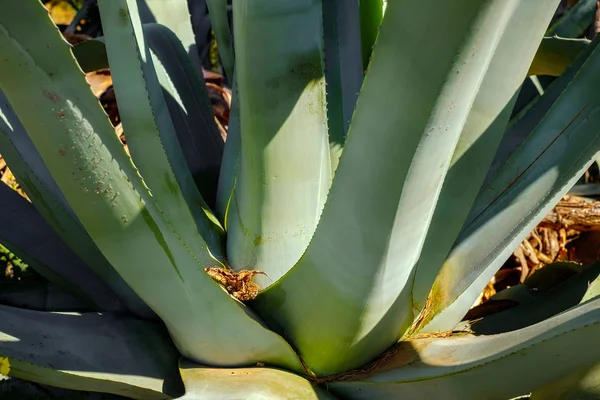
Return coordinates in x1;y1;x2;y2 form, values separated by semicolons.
205;267;268;301
470;194;600;311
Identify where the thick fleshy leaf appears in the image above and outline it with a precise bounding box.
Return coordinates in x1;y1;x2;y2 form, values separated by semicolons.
71;39;109;73
0;376;124;399
528;37;589;77
226;0;332;285
547;0;596;37
0;0;302;371
0;182;121;312
144;22;224;207
177;360;338;400
410;0;558;315
136;0;203;70
206;0;234;81
98;0;225;259
255;0;543;375
0;305;183;400
0;282;87;312
215;78;240;226
0;92;153;319
529;275;600;399
68;28;224;207
358;0;382;68
329;297;600;400
486;35;600;184
531;363;600;400
322;0;363;172
419;33;600;333
466;262;600;335
187;0;212;71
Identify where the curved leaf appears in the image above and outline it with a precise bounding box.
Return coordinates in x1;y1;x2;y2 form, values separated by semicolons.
358;0;382;68
0;282;87;312
0;182;121;312
330;297;600;400
486;35;600;185
144;22;224;208
136;0;202;70
410;0;558;315
226;0;332;285
0;92;153;319
322;0;363;172
98;0;225;260
255;0;541;375
528;36;589;77
466;262;600;335
547;0;596;37
178;360;338;400
531;362;600;400
0;305;183;400
215;77;240;226
206;0;234;81
419;34;600;333
72;39;109;73
0;0;302;371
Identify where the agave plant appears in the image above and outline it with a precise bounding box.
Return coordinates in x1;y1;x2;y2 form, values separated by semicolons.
1;0;600;398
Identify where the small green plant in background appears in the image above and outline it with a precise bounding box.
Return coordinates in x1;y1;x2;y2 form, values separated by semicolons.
2;0;600;399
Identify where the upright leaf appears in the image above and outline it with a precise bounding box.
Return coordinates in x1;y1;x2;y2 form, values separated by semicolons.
255;0;537;375
419;37;600;333
410;0;559;315
358;0;382;68
322;0;363;172
144;23;224;207
0;91;154;320
547;0;596;37
206;0;235;81
226;0;332;285
215;78;240;226
98;0;225;261
0;0;303;371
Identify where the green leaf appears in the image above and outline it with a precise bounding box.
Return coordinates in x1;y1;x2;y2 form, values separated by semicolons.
0;281;88;312
410;0;558;315
329;297;600;400
547;0;596;38
226;0;332;285
358;0;382;69
528;36;589;77
466;262;600;335
206;0;235;81
0;182;121;312
136;0;202;70
71;39;109;73
0;0;303;371
98;0;225;260
177;360;339;400
322;0;363;172
256;0;545;375
69;28;225;207
144;22;224;208
580;270;600;303
0;305;183;400
419;34;600;333
531;362;600;400
487;35;600;184
0;92;154;320
215;78;240;226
